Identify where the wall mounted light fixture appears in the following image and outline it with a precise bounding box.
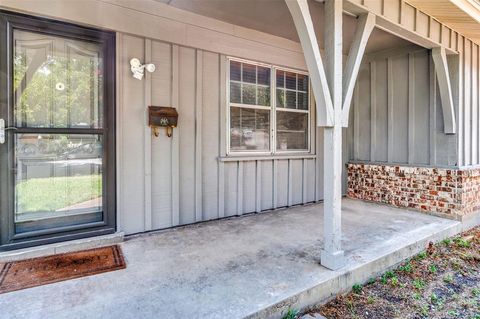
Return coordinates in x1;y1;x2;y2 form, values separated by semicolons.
130;58;156;80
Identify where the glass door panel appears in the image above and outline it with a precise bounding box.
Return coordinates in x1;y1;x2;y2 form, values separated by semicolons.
14;134;103;233
13;29;103;129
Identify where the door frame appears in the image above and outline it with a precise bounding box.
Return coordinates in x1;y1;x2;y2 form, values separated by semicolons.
0;10;116;251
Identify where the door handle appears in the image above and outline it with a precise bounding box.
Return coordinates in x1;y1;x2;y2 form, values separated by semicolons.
0;119;17;144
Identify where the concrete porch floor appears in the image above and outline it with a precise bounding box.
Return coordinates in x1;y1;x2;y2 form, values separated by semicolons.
0;199;465;319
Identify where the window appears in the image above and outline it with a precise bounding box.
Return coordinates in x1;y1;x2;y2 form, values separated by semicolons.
228;58;310;154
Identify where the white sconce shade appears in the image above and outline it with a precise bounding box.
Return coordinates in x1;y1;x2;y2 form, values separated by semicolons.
130;58;156;80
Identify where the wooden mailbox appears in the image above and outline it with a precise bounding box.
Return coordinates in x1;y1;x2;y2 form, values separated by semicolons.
148;106;178;137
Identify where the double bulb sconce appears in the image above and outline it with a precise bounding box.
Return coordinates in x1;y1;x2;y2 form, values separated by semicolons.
130;58;156;80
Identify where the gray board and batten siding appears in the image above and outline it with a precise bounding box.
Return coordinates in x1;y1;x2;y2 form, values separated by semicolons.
117;35;345;235
117;39;465;236
348;47;458;168
350;36;480;169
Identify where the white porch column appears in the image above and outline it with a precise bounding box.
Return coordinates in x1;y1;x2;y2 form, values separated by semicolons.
321;0;345;270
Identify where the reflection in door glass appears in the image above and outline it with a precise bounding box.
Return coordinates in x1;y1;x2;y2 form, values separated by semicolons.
11;28;106;234
14;134;103;223
13;29;103;128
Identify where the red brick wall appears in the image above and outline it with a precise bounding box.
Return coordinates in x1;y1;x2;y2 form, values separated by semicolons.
347;163;480;218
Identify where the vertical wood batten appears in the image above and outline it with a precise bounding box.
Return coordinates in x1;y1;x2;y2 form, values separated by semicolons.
144;39;153;231
237;161;244;215
218;55;226;218
429;53;437;165
195;50;203;222
408;53;415;164
302;158;308;204
353;87;360;159
464;39;472;166
273;159;278;209
387;57;394;162
472;44;478;165
370;61;376;162
171;45;180;226
287;159;293;206
458;36;464;166
255;160;262;213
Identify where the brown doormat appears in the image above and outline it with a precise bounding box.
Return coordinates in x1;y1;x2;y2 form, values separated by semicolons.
0;245;126;294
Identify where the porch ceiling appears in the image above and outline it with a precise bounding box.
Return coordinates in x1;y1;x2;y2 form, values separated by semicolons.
407;0;480;44
157;0;417;55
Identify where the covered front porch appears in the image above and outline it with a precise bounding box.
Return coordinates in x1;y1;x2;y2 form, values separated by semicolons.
0;199;462;319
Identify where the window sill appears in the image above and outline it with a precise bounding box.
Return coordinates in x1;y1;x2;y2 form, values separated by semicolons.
218;154;316;162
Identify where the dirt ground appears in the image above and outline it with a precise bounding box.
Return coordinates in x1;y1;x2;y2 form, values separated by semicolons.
307;227;480;319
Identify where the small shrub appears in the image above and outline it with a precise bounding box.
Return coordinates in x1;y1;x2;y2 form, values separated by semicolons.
413;279;426;290
429;264;438;274
398;262;413;273
282;308;298;319
416;251;428;261
454;237;471;248
430;293;439;305
391;276;399;287
413;292;422;300
367;296;375;304
442;238;453;246
352;284;362;294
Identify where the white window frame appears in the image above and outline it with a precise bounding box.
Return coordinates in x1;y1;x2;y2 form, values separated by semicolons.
226;57;311;156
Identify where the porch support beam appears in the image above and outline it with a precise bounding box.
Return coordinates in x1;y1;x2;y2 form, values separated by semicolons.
432;47;457;134
285;0;334;126
341;12;375;126
321;0;345;270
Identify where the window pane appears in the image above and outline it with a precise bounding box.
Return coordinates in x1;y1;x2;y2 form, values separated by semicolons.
257;86;270;106
297;74;308;91
14;29;103;128
230;107;270;151
242;83;256;105
230;82;241;103
242;63;256;84
230;60;241;81
276;88;285;108
298;92;308;110
285;90;296;109
276;111;308;150
276;70;284;88
257;66;270;85
285;72;297;90
15;134;103;223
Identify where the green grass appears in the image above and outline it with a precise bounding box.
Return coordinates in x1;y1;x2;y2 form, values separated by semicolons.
16;175;102;213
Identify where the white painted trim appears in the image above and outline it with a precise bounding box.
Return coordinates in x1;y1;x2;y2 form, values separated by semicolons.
341;12;375;126
285;0;335;127
432;47;457;134
226;57;313;155
144;38;153;231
